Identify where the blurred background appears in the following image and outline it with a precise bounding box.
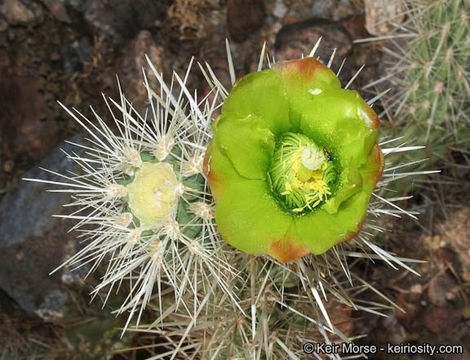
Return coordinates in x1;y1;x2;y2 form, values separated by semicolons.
0;0;468;358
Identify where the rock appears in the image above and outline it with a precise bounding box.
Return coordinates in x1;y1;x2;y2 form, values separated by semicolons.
117;30;164;113
0;77;60;162
364;0;405;36
0;17;8;32
437;207;470;282
311;0;361;21
0;47;10;70
428;273;458;307
84;0;169;42
198;46;231;120
1;0;45;25
396;292;420;330
62;37;93;75
272;0;288;19
227;0;264;43
380;315;407;344
274;19;354;84
311;0;329;18
326;299;354;338
60;0;86;11
3;160;14;173
456;349;470;360
424;308;461;334
340;14;370;40
167;0;219;41
0;135;85;318
39;0;71;24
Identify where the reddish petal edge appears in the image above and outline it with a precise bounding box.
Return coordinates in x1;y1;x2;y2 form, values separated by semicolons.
267;237;311;263
203;140;213;179
203;141;224;201
362;103;380;129
233;76;243;87
341;213;366;244
366;143;385;184
274;57;330;81
338;143;385;245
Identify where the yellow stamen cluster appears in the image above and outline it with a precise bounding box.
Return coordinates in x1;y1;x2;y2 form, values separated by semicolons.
269;133;336;213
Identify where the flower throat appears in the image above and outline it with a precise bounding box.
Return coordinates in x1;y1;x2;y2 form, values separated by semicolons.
269;132;337;213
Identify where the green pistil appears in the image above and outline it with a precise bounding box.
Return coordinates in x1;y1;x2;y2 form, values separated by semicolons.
296;145;325;181
295;163;314;183
269;132;337;213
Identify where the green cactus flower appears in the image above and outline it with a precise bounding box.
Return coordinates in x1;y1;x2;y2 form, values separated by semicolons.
205;57;384;262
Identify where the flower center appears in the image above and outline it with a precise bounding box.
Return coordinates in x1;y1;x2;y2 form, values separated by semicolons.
269;133;337;213
126;162;179;226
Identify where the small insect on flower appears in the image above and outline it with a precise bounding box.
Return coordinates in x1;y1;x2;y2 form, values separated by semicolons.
24;59;239;330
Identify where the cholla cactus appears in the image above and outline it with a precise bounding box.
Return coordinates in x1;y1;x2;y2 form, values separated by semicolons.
24;61;240;330
367;0;470;159
26;38;436;359
139;256;355;359
130;40;433;359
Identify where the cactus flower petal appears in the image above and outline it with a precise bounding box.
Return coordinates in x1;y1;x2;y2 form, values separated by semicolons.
213;113;275;180
221;70;291;135
213;177;292;255
206;57;384;262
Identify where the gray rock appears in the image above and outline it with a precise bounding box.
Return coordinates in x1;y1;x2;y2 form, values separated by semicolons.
311;0;358;21
60;0;86;11
0;134;85;317
39;0;72;24
1;0;45;25
35;289;68;320
311;0;328;18
84;0;169;42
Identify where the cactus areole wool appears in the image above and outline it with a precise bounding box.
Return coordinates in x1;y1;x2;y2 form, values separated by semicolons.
204;57;384;263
